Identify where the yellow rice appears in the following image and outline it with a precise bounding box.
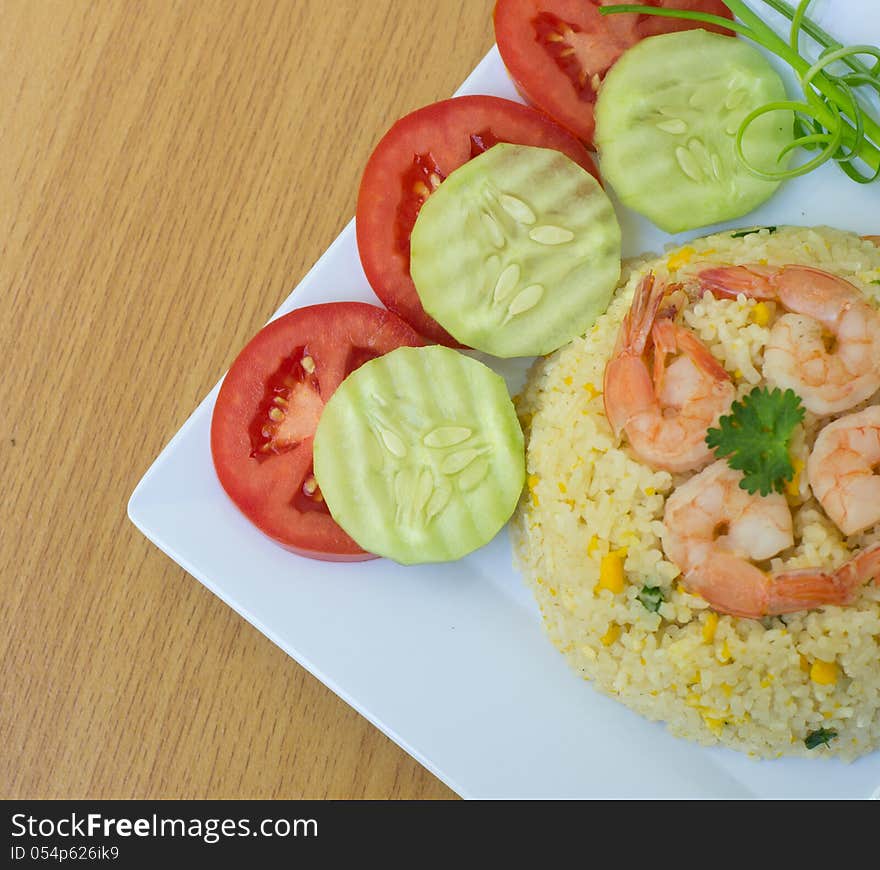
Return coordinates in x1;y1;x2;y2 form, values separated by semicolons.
512;226;880;759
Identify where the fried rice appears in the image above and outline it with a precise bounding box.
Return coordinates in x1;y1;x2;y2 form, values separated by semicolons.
512;225;880;759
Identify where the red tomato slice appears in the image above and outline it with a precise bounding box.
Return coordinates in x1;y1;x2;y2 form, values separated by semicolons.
211;302;425;561
356;95;598;345
494;0;734;146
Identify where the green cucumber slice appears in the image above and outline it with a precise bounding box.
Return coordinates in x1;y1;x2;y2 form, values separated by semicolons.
312;345;525;564
594;29;792;234
409;143;621;358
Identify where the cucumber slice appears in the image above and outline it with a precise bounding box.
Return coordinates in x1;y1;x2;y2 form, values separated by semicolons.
409;143;621;358
312;345;525;564
594;29;792;234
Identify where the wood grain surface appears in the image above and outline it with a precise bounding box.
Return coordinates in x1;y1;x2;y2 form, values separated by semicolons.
2;0;497;799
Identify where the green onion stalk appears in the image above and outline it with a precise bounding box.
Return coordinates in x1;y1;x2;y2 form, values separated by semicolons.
599;0;880;182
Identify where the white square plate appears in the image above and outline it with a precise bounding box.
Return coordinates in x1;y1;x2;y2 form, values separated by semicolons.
129;1;880;798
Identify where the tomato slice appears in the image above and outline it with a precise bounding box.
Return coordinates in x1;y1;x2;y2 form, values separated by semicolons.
211;302;425;561
493;0;734;146
356;95;598;345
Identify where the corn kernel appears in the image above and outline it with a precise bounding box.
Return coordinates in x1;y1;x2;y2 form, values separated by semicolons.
785;456;805;499
596;550;626;593
528;474;540;506
750;301;773;326
733;369;743;380
644;487;655;496
810;659;839;686
600;623;621;646
667;246;695;270
703;715;725;735
702;612;719;644
587;535;600;556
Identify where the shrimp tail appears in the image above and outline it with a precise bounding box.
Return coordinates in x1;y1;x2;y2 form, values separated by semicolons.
603;273;665;436
765;570;859;614
842;542;880;587
668;325;732;383
618;272;664;357
767;543;880;615
698;265;778;301
679;532;880;618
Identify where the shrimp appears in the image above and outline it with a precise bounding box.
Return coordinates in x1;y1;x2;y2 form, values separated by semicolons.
603;273;735;473
808;405;880;536
662;460;880;617
698;264;880;416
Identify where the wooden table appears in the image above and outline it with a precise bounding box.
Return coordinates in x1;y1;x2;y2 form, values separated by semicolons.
3;0;497;799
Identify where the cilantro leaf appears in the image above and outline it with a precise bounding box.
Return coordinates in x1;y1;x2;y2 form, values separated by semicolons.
705;387;805;496
637;585;665;613
804;727;837;750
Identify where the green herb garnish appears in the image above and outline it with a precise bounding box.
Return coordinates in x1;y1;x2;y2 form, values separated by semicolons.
804;727;838;750
706;387;805;495
638;585;665;613
600;1;880;184
731;226;777;238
